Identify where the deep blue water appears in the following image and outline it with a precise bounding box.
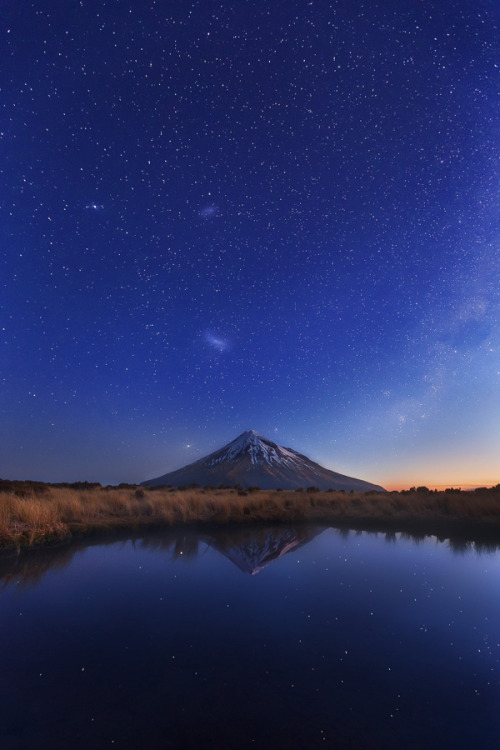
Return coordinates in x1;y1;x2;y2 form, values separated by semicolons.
0;525;499;749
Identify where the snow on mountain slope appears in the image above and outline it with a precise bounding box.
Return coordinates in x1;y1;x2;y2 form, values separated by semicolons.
204;430;310;470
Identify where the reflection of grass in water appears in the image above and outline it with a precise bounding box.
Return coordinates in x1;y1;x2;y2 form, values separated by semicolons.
0;481;499;552
0;545;77;589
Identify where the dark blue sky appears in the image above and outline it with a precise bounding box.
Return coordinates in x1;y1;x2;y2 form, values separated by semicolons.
1;0;499;487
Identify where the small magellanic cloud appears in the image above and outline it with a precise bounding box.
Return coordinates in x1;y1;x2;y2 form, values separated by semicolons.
198;204;218;219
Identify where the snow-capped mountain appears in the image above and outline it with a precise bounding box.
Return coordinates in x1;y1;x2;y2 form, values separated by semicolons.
142;429;385;491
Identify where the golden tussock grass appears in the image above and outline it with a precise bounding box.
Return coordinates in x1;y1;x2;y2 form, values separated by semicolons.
0;482;499;551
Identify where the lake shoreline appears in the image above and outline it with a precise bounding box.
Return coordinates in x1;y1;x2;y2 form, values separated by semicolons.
1;481;499;554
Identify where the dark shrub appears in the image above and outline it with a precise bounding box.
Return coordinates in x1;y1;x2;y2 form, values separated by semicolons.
306;486;319;493
54;481;102;490
0;479;50;497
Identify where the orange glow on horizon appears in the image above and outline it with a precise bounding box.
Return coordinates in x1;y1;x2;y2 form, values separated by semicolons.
383;480;499;492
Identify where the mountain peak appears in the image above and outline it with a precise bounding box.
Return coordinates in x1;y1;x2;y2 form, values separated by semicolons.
205;429;281;466
143;429;385;492
237;429;263;440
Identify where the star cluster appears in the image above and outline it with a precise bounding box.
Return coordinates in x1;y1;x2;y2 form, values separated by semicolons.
1;1;499;487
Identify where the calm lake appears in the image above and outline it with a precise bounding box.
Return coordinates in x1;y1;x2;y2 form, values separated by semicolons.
1;525;499;749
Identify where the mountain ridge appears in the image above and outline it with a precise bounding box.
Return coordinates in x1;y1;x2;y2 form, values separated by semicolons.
142;429;385;492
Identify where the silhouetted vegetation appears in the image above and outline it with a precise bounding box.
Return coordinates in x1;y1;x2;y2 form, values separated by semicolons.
0;479;499;552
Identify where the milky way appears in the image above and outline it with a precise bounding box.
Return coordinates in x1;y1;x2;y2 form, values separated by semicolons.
1;1;498;487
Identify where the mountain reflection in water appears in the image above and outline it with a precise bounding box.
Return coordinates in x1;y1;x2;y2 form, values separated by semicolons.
202;525;325;575
1;522;499;589
0;524;325;588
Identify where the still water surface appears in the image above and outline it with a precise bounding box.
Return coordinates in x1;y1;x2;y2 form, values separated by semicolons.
1;525;499;749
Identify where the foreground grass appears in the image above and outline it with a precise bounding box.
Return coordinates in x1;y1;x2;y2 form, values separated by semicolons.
0;480;499;552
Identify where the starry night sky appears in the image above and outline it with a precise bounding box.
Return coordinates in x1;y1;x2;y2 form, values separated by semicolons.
2;1;499;489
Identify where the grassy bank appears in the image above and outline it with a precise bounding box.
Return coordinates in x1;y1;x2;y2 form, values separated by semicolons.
0;480;499;552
